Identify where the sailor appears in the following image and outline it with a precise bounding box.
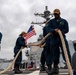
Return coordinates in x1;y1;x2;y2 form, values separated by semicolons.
0;32;2;50
47;9;71;74
73;41;76;51
14;31;27;74
40;46;46;71
40;19;50;71
42;25;53;73
72;52;76;75
72;42;76;75
0;32;2;44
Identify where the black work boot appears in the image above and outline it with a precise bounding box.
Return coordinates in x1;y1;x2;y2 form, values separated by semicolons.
14;64;22;74
63;64;68;69
46;64;53;75
40;65;45;71
52;65;59;74
15;69;22;74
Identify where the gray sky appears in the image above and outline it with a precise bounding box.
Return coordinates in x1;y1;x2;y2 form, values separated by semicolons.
0;0;76;59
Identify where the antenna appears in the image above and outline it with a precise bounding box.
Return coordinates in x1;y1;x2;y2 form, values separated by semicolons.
31;6;53;27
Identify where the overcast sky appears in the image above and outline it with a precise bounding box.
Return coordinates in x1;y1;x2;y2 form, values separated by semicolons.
0;0;76;59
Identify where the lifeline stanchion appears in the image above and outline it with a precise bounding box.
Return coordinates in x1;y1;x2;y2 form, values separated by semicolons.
58;30;73;75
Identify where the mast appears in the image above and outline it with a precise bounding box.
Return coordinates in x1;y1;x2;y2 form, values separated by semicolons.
31;6;53;27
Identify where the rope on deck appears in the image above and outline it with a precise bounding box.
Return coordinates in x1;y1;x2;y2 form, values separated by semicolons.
0;47;23;74
0;32;52;74
0;30;73;75
0;33;52;74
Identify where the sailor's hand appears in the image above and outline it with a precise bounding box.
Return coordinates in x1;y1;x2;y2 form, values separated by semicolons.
53;29;59;37
35;44;40;46
55;29;59;33
27;44;30;48
21;46;25;49
40;43;46;48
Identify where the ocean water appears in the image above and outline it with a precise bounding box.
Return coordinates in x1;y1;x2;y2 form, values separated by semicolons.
0;62;10;69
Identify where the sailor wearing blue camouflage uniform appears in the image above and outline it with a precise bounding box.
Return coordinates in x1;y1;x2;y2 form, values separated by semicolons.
40;19;52;71
0;32;2;44
47;9;71;74
14;31;27;74
72;42;76;75
43;25;53;73
0;32;2;50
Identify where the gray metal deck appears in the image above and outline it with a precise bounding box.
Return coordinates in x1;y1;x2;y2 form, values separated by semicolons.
39;69;69;75
0;69;69;75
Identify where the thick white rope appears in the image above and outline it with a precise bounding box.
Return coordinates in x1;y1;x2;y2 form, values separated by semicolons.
58;30;73;75
0;47;23;74
39;33;51;46
0;30;73;75
28;33;51;47
29;30;73;75
39;30;73;75
0;33;51;74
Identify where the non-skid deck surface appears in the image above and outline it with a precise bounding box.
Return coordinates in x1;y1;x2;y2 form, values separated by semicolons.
0;69;38;75
39;69;69;75
0;69;69;75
